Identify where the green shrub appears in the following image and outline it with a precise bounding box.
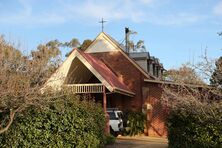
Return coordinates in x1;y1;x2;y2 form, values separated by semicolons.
0;95;106;148
104;134;116;145
124;111;146;136
167;102;222;148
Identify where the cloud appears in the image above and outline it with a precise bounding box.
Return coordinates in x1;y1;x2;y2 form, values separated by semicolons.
213;1;222;15
0;0;145;25
0;0;67;25
0;0;207;26
60;0;203;25
60;0;147;23
147;13;206;26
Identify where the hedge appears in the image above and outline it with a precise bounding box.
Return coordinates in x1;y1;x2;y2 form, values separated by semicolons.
167;102;222;148
0;95;106;147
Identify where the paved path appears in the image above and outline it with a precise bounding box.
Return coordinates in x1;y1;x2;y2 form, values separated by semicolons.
106;136;168;148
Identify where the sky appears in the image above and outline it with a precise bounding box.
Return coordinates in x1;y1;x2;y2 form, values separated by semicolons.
0;0;222;70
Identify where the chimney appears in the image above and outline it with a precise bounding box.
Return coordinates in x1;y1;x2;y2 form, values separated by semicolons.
125;27;129;53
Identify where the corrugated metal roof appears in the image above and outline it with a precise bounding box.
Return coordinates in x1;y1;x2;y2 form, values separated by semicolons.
75;48;134;95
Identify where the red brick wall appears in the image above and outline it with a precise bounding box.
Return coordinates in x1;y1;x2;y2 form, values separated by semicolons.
91;51;148;111
91;51;167;137
143;83;168;137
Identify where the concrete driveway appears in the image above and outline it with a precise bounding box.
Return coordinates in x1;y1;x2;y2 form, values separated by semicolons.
106;136;168;148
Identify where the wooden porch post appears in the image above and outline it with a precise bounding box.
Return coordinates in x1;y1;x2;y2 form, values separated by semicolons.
103;85;107;113
103;85;110;134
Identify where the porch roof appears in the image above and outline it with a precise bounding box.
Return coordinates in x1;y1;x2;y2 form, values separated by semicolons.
72;49;135;96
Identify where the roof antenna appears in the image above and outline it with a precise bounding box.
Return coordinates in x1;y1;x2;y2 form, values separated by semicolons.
99;18;107;32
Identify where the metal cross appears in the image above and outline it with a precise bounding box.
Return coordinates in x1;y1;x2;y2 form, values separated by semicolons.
99;18;107;32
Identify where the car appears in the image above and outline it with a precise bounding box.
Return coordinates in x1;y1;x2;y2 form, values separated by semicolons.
107;108;124;136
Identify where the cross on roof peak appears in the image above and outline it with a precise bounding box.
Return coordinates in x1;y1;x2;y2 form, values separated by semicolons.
99;18;107;32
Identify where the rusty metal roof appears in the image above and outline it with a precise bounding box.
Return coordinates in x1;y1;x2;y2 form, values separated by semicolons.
75;48;134;96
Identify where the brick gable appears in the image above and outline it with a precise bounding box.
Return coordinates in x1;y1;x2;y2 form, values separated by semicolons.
90;51;149;111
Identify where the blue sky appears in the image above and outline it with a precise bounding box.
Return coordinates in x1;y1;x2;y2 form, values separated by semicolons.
0;0;222;69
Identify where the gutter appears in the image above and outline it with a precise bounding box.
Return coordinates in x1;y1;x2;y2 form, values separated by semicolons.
144;79;210;88
113;87;135;97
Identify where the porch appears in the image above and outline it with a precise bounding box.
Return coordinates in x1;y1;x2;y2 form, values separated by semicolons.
58;49;135;134
62;83;133;110
63;83;104;94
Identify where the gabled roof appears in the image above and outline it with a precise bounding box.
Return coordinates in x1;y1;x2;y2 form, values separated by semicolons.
43;48;135;97
85;32;156;80
76;49;134;96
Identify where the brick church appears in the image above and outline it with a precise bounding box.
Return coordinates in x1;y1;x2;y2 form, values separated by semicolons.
44;32;167;137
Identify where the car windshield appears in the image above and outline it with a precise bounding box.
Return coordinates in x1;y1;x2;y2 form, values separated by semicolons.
107;112;117;120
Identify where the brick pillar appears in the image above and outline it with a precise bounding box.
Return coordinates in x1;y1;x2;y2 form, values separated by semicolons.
147;109;152;136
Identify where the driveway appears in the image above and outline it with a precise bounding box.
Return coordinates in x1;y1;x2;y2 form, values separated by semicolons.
106;136;168;148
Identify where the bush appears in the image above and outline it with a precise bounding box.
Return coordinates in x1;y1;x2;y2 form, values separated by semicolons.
0;95;106;147
123;111;146;136
167;102;222;148
104;134;116;145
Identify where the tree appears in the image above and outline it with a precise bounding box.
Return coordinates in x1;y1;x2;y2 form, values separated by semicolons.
0;36;62;134
162;54;222;140
210;57;222;86
125;28;147;52
162;60;222;147
211;33;222;86
126;39;147;52
65;39;92;57
46;39;62;48
63;38;80;48
164;64;204;85
80;39;92;51
136;40;146;52
0;35;94;133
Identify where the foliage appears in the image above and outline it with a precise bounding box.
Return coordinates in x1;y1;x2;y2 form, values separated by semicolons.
124;111;146;136
0;95;106;147
0;36;61;134
163;51;222;147
164;64;204;85
0;35;92;134
80;39;92;51
135;40;146;51
104;134;116;145
167;101;222;148
63;38;80;48
65;39;92;57
210;56;222;87
163;61;222;147
127;40;146;52
124;28;146;52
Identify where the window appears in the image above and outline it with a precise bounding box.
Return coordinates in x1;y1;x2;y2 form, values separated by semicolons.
153;65;155;76
107;112;117;120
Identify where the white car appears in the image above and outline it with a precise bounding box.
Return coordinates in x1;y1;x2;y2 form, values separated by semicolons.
107;108;124;136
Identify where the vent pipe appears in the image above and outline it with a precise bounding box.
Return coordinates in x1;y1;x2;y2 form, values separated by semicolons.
125;27;129;53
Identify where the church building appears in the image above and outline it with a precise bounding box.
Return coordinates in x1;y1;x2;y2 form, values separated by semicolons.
44;32;167;137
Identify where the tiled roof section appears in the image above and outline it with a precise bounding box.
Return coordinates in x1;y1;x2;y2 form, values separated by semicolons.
75;48;133;93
